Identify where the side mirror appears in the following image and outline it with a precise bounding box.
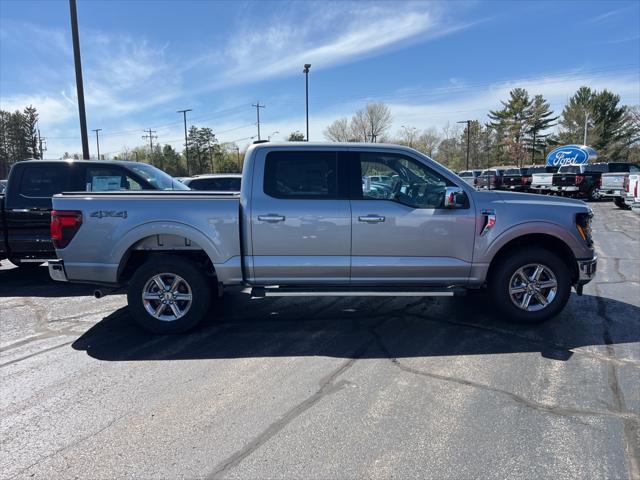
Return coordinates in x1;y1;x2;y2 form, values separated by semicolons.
443;186;467;209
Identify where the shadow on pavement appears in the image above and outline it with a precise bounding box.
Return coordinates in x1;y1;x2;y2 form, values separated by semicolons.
0;265;96;297
72;292;640;361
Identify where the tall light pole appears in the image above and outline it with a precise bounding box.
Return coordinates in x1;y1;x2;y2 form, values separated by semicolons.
233;145;241;172
69;0;89;159
177;109;192;175
92;128;101;159
583;111;589;145
457;120;472;170
303;64;311;141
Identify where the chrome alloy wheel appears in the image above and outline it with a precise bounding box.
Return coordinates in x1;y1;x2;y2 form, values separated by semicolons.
508;263;558;312
142;273;193;321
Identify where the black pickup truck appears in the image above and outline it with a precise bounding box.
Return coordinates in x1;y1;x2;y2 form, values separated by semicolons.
1;159;187;268
501;167;532;192
551;162;630;201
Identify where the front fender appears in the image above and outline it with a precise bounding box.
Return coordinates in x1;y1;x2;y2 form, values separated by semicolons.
479;220;591;264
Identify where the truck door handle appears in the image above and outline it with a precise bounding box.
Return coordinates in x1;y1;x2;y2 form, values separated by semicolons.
258;214;285;223
358;215;385;223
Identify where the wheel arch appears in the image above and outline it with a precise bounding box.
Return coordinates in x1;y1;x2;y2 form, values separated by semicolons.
113;222;224;283
486;232;579;285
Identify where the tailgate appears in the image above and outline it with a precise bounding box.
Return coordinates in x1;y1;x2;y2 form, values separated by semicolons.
601;174;625;189
553;174;576;186
532;173;553;186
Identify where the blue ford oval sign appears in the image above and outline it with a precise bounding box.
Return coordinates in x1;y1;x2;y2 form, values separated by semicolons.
546;145;597;166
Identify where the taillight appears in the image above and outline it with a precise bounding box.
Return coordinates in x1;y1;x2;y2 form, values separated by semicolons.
623;176;630;192
51;210;82;249
521;176;531;185
634;181;638;198
474;177;478;186
575;175;584;185
597;178;602;188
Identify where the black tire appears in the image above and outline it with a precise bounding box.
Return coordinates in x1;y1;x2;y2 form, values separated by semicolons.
127;255;212;334
489;248;571;324
614;197;631;210
587;187;601;202
8;258;44;268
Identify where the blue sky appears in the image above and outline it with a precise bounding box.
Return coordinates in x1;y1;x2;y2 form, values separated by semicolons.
1;0;638;158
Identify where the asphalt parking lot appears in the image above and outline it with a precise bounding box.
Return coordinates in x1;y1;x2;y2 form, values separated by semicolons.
1;201;638;480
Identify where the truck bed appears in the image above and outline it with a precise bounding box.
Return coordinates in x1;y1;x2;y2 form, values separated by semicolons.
51;191;242;285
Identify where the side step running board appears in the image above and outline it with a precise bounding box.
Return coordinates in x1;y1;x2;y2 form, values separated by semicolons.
251;286;466;298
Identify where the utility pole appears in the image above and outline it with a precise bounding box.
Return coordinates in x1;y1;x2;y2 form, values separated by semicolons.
303;64;311;141
583;111;589;145
69;0;89;159
252;102;265;140
142;129;157;165
92;128;102;160
142;129;157;151
177;109;192;175
37;129;46;159
457;120;472;170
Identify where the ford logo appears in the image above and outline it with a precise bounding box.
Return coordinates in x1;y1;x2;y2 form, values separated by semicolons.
546;145;597;166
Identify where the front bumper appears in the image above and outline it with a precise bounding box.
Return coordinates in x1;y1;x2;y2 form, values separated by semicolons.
48;259;68;282
575;256;597;294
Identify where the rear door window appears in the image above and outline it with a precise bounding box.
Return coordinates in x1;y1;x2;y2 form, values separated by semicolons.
14;164;69;208
264;151;340;199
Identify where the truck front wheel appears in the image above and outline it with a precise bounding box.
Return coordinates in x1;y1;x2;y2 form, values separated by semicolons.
127;255;211;334
489;248;571;323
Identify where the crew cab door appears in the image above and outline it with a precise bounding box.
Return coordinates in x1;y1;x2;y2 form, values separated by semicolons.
4;163;70;259
348;150;476;285
249;149;351;284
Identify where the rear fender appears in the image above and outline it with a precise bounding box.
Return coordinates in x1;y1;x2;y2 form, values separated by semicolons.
114;221;226;274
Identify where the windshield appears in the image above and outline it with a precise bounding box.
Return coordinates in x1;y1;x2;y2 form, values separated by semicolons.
129;163;190;190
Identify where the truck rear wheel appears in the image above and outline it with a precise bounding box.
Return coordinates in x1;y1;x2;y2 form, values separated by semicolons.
127;255;211;334
489;248;571;323
587;187;601;201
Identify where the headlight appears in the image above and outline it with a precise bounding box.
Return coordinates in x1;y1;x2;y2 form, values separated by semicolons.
575;211;593;246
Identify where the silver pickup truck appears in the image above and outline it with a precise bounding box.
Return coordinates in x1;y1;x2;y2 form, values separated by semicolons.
49;143;597;333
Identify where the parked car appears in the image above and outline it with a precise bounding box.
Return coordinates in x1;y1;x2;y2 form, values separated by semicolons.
530;166;559;194
180;174;241;192
477;168;506;190
49;142;596;333
1;159;187;268
552;162;629;201
625;174;640;212
598;164;640;209
501;167;532;192
457;170;482;188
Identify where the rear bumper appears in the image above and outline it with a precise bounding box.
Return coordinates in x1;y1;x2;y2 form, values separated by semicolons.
48;259;68;282
558;186;579;192
599;189;623;198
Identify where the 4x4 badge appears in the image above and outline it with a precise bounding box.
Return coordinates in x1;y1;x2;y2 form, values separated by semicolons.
90;210;127;219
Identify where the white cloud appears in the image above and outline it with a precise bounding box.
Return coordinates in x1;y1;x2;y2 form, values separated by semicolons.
0;94;76;124
192;2;474;90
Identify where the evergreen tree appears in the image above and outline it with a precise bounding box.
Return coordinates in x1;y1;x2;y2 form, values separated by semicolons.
524;95;557;164
488;88;533;167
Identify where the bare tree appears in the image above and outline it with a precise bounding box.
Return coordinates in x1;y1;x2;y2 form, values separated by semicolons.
352;102;392;142
324;118;352;142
